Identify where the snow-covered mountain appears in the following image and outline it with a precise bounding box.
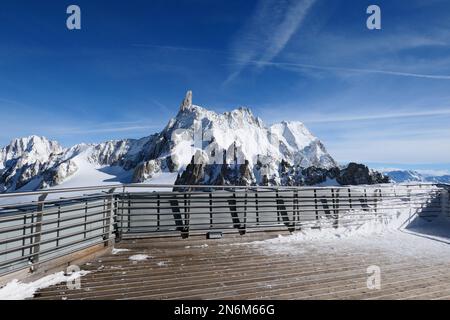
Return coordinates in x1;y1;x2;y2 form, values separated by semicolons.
0;91;388;193
382;169;450;184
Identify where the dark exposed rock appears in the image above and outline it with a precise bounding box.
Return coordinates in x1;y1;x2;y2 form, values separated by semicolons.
40;160;78;188
174;155;205;186
301;166;336;186
175;157;389;188
132;160;161;183
337;162;389;185
174;154;255;190
238;160;253;185
180;90;193;112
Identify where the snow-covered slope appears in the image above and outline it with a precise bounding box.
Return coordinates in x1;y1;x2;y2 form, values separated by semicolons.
270;121;335;169
0;91;388;193
0;136;64;191
0;135;154;192
382;169;450;184
0;135;63;168
157;92;337;186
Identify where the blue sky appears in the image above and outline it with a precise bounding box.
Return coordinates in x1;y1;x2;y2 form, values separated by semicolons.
0;0;449;172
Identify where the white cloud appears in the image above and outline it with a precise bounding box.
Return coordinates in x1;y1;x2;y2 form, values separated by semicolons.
302;109;450;124
50;125;160;135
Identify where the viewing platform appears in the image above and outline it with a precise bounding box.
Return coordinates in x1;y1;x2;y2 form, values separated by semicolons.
34;231;450;300
0;183;449;300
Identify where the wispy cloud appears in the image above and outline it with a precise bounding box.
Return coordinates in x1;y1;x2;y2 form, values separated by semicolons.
244;60;450;80
415;169;450;176
225;0;317;85
302;109;450;124
50;125;160;135
132;44;224;55
42;119;162;136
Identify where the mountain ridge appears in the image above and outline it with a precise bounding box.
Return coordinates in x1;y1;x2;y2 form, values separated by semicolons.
382;169;450;184
0;91;388;193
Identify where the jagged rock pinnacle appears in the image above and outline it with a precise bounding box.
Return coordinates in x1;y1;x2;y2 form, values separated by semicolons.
180;90;193;111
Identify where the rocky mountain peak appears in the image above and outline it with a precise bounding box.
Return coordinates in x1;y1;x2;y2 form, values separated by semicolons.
179;90;193;112
1;135;64;166
0;91;389;193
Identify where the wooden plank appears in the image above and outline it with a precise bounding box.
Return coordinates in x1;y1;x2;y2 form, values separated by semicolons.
31;233;450;300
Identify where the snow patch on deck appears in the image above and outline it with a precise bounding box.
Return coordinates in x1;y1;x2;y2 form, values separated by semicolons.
129;254;152;261
111;248;130;255
0;270;90;300
249;207;450;262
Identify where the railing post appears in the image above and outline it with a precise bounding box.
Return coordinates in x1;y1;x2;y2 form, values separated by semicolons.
407;188;412;218
275;190;280;223
243;189;248;234
21;216;27;259
378;188;383;215
157;193;161;232
56;204;61;247
84;199;88;239
228;192;241;232
209;192;213;228
104;188;116;247
118;192;125;240
127;193;131;233
348;188;352;209
276;189;294;232
181;193;190;239
30;193;48;271
255;192;259;225
362;188;369;212
373;189;378;214
314;189;319;222
332;189;339;229
442;187;449;217
116;195;123;242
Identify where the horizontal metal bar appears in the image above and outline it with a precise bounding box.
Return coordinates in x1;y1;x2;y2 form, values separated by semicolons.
0;201;107;224
0;194;108;212
118;191;439;200
0;221;110;256
118;201;440;212
0;215;111;246
121;205;440;217
0;208;110;234
0;182;441;199
0;231;110;269
0;238;109;277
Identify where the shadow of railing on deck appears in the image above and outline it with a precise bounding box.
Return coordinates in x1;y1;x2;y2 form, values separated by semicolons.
403;184;450;241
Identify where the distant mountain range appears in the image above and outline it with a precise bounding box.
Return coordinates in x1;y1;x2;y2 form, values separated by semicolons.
0;91;390;193
381;169;450;184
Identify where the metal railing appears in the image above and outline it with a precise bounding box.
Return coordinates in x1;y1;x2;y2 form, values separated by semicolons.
0;183;447;277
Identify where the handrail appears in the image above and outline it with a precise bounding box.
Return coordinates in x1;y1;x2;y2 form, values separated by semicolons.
0;184;122;198
0;182;439;198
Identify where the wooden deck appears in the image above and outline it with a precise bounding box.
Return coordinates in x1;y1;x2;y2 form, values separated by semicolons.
33;231;450;300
